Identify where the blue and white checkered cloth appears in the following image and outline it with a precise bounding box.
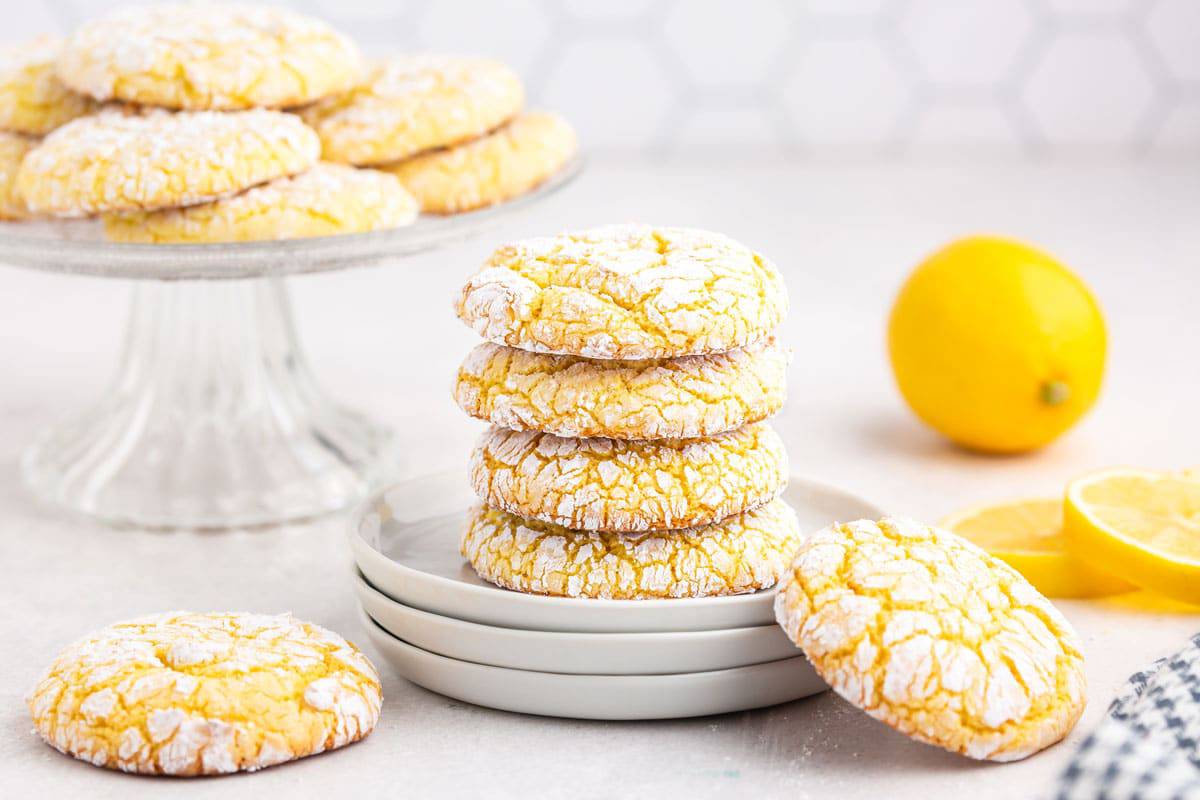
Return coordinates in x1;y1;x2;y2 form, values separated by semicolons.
1056;634;1200;800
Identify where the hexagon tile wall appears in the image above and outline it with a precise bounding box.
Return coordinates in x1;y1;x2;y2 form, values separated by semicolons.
18;0;1200;158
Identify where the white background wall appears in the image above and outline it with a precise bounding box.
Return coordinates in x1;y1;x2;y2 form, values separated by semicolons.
9;0;1200;159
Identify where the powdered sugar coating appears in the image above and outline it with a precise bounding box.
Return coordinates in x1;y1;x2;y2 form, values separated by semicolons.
58;3;363;110
462;497;802;599
0;36;97;135
454;337;788;440
301;55;524;166
0;131;34;219
103;162;418;242
455;224;788;359
774;517;1087;762
386;111;575;214
470;422;788;532
27;611;382;775
17;109;319;216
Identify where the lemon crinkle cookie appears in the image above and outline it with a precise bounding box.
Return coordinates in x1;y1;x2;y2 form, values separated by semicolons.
774;517;1087;762
454;337;788;440
462;497;801;599
455;224;788;359
470;422;787;532
0;36;96;136
0;131;34;220
57;4;362;111
385;111;576;214
301;55;524;166
104;163;418;243
17;109;319;217
27;611;381;775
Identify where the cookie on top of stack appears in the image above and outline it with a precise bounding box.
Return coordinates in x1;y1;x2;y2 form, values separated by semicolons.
453;224;797;599
1;3;577;239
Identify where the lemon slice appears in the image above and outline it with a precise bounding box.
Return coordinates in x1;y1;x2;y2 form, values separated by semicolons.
941;498;1131;597
1064;469;1200;604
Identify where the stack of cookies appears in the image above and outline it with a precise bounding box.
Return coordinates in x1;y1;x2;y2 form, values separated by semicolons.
453;224;800;600
0;3;577;240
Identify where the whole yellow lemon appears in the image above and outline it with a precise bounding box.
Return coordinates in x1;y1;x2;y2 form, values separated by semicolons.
888;236;1106;453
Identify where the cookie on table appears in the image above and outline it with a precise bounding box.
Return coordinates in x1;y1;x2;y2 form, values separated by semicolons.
455;224;788;359
17;109;319;217
462;497;801;599
0;36;96;136
301;55;524;166
469;422;787;532
27;612;381;775
57;4;363;110
774;517;1087;762
454;337;789;440
0;131;34;220
385;111;575;214
104;163;418;243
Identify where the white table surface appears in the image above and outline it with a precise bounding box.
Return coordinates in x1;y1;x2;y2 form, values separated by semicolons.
1;162;1197;799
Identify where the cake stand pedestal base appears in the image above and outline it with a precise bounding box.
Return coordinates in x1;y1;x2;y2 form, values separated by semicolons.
21;279;398;530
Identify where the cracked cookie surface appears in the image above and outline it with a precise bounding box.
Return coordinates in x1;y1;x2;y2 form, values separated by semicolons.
774;517;1086;762
385;111;575;214
301;55;523;166
17;109;319;216
104;163;417;243
57;4;362;110
455;337;788;440
462;497;801;599
0;131;34;219
27;611;381;776
469;422;787;532
455;224;788;359
0;36;96;136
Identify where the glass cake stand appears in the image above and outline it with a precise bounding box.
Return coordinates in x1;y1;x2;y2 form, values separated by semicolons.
0;160;581;530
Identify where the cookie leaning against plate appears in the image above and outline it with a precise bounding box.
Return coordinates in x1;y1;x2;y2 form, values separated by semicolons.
454;337;789;440
0;131;34;220
470;422;787;532
385;111;576;214
104;163;418;243
775;517;1087;762
462;497;801;599
27;611;381;775
455;224;788;359
17;109;319;217
57;3;362;110
301;55;524;166
0;36;96;136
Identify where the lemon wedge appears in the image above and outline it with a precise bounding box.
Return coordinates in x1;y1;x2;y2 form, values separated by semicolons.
1064;469;1200;604
941;498;1131;597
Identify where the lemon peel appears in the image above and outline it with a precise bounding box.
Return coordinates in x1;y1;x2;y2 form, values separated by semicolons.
462;498;801;599
385;111;575;214
17;109;319;216
470;422;787;532
27;612;381;776
455;224;789;359
302;55;524;166
58;4;362;110
775;517;1086;762
454;337;788;440
103;163;417;243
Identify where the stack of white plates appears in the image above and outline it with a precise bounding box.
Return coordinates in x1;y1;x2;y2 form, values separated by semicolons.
348;471;884;720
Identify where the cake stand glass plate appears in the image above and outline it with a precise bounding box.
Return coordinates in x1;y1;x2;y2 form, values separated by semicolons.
355;571;800;675
349;471;886;634
0;159;581;530
360;609;827;721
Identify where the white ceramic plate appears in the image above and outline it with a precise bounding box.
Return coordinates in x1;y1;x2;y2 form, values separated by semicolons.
360;609;827;720
348;471;884;633
355;571;800;675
